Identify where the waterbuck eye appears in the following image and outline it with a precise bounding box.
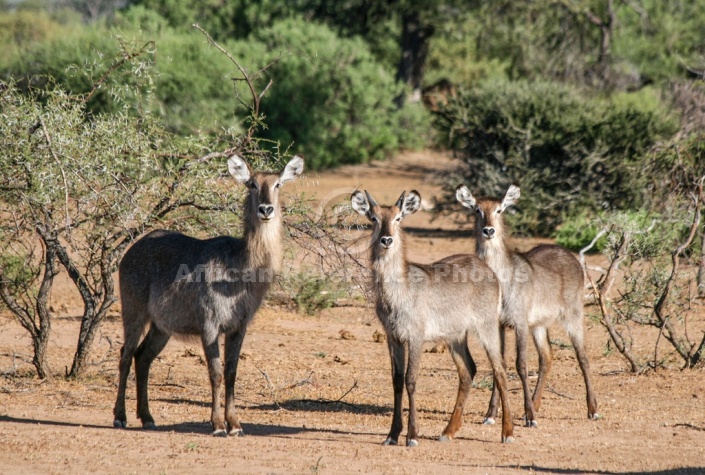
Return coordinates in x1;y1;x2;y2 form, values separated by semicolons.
274;182;281;189
248;180;258;190
496;208;502;214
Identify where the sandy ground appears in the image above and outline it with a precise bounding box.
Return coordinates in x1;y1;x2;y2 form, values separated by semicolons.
1;150;705;474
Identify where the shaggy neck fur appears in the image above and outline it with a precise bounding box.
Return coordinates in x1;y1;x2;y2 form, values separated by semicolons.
476;230;514;289
371;229;411;308
243;199;283;274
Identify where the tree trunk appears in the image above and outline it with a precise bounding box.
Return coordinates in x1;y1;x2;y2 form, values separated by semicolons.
396;11;434;106
67;250;118;377
68;308;97;377
32;329;51;379
597;0;616;80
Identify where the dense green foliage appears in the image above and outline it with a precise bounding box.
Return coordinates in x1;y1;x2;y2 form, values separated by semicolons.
289;271;343;316
554;215;607;253
1;0;704;217
425;1;705;87
227;17;429;168
435;80;677;235
0;7;429;169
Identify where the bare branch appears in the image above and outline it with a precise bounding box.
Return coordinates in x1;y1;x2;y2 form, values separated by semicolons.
193;23;281;143
0;269;37;337
599;230;630;296
586;270;640;372
39;116;71;233
546;384;575;400
652;178;703;365
580;227;607;267
258;79;274;102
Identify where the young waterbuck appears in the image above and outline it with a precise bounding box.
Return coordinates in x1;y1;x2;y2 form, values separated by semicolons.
351;189;514;446
456;184;598;427
113;155;304;436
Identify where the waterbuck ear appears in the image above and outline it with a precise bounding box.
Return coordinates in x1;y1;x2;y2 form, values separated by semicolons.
456;184;476;209
228;154;251;183
350;190;371;217
501;184;521;211
279;155;304;184
401;190;421;217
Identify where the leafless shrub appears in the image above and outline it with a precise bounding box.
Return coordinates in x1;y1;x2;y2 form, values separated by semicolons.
584;178;705;371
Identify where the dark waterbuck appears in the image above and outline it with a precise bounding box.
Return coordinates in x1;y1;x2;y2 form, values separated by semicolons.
456;184;598;427
113;155;304;436
351;189;514;446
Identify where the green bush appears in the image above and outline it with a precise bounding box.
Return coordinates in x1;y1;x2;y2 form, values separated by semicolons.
554;215;607;253
601;210;692;260
0;10;70;62
426;12;509;86
2;25;125;113
2;13;428;168
436;79;678;235
647;132;705;199
288;271;343;316
0;14;240;136
229;17;430;169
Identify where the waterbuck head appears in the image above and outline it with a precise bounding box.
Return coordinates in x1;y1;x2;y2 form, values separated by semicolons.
456;184;520;244
350;189;421;255
228;155;304;225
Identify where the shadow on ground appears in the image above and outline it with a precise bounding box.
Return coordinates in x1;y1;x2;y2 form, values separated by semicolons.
0;414;380;439
495;467;705;475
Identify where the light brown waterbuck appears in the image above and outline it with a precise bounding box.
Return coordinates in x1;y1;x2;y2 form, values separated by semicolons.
113;155;304;436
351;189;514;446
456;184;598;427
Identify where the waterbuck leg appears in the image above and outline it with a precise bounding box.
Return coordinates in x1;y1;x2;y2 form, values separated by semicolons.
566;319;599;420
113;314;148;428
383;338;405;446
515;323;537;427
201;326;226;436
487;353;514;443
440;339;477;442
405;339;423;447
134;323;170;429
479;319;514;443
531;326;553;413
224;327;247;436
484;324;506;425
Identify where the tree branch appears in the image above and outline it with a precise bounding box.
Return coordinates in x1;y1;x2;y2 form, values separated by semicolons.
652;178;703;365
587;270;640;372
39;116;71;233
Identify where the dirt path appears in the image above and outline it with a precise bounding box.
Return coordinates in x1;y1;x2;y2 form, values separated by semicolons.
1;151;704;474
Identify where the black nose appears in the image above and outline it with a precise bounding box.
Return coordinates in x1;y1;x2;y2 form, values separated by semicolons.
482;227;495;238
380;236;393;247
259;204;274;219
